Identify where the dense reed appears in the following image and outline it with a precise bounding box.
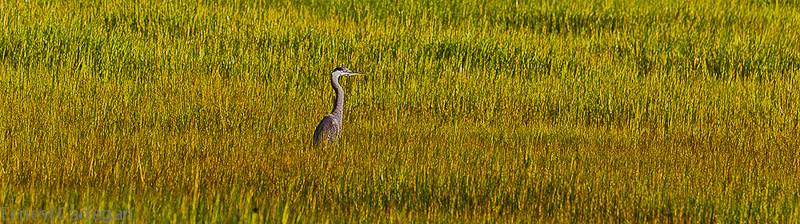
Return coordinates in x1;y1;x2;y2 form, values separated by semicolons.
1;0;799;222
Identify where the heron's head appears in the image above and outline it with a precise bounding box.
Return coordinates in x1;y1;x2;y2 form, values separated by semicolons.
331;67;364;77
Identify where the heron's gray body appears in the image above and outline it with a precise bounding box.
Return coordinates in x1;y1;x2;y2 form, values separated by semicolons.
313;67;362;146
313;114;340;144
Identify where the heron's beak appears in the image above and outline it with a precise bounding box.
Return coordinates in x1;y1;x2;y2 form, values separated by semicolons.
347;71;364;76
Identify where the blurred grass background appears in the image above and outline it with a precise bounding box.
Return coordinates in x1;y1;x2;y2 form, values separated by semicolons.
1;0;799;222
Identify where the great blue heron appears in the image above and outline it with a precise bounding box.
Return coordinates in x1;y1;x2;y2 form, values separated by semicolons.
313;67;364;146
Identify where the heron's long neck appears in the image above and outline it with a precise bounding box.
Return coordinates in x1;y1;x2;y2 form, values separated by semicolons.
330;75;344;119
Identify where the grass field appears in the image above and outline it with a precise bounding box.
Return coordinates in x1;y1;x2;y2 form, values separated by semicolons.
1;0;799;222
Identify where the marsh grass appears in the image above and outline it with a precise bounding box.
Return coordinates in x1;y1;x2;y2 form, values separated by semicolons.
1;0;799;222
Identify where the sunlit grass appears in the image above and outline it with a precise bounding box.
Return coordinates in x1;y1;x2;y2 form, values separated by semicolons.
1;0;799;222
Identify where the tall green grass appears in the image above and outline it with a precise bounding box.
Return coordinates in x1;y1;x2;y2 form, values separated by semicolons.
1;0;799;222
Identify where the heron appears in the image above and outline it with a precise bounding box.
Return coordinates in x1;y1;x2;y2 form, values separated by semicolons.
313;67;364;146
